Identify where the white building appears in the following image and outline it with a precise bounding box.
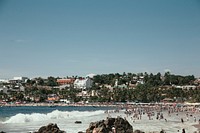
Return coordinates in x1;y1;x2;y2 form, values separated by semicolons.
175;85;196;90
0;79;9;83
74;78;93;90
13;77;29;82
0;86;8;94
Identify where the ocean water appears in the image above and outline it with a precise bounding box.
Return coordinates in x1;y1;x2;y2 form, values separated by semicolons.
0;106;115;133
0;106;199;133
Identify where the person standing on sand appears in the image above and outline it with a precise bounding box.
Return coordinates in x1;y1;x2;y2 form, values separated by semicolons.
186;117;189;121
112;127;116;133
181;118;184;123
194;116;196;122
182;128;185;133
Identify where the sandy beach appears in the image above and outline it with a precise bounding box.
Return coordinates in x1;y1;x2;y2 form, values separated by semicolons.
193;124;200;131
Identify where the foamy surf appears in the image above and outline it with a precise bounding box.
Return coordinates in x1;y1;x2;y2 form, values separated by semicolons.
2;110;105;124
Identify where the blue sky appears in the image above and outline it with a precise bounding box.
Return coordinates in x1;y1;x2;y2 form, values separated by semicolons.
0;0;200;78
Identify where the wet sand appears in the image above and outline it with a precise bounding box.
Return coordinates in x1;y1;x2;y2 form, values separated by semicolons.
193;124;200;131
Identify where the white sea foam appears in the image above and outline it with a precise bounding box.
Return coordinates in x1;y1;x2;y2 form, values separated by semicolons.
3;110;104;124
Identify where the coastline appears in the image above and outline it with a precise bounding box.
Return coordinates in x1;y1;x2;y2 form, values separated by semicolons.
2;103;200;133
0;102;119;107
1;102;200;109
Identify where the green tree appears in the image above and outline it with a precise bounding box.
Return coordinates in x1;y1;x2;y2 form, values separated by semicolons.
47;76;58;86
97;87;111;102
164;72;171;85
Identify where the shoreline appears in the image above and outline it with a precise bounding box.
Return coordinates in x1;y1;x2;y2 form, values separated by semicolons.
1;102;200;111
0;102;120;107
1;103;200;132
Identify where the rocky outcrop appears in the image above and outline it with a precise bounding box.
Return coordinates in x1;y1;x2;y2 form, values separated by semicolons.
86;116;133;133
32;119;166;133
34;123;66;133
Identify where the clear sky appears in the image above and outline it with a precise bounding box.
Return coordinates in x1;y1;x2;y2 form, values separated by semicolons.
0;0;200;78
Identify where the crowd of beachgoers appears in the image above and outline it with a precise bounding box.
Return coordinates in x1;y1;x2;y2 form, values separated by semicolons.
103;103;200;133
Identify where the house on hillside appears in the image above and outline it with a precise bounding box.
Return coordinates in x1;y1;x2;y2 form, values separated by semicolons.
74;78;93;90
57;78;75;85
9;77;29;83
56;78;75;89
175;85;197;90
0;85;8;94
47;94;60;102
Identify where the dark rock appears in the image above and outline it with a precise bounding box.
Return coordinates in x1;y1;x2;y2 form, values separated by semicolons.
75;121;82;124
86;116;133;133
133;130;145;133
34;123;66;133
160;129;166;133
114;117;133;133
0;131;6;133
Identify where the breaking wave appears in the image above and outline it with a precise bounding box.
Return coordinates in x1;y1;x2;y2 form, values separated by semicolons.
3;110;104;123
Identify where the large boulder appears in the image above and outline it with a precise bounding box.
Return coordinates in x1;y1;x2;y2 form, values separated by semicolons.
86;117;133;133
34;123;66;133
